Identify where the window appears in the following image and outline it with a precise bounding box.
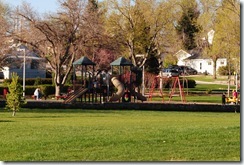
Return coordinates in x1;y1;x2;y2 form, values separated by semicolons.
220;61;225;65
200;63;202;70
208;62;212;65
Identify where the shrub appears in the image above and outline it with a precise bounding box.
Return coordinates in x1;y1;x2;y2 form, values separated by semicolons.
218;66;235;75
34;77;42;85
5;73;26;116
206;89;212;94
3;78;53;86
40;85;55;98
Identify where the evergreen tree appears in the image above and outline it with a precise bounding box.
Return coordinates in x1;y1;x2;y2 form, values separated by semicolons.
5;73;26;116
176;5;202;50
145;44;160;75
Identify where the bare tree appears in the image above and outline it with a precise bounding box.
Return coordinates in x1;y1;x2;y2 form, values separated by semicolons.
0;1;11;68
10;0;103;96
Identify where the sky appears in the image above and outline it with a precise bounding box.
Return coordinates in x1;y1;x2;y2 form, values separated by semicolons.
3;0;60;14
4;0;244;14
4;0;104;14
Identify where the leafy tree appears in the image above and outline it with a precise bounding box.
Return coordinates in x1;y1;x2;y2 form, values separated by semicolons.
175;0;202;50
105;0;180;68
93;49;115;70
162;54;178;68
197;0;220;42
204;0;240;79
213;0;240;73
5;72;26;116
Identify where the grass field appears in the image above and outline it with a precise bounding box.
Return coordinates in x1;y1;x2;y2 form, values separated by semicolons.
151;94;223;103
0;109;240;161
186;75;230;82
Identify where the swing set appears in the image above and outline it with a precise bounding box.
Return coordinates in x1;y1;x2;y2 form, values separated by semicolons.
148;75;187;103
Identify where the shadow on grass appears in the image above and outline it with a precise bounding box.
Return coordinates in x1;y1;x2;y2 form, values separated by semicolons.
21;109;121;114
0;120;14;122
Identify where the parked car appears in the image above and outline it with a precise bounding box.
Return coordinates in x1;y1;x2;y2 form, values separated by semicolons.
179;66;198;75
168;65;184;75
161;68;179;77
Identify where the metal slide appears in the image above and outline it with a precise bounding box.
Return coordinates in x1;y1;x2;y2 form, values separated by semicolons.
109;77;125;102
63;87;88;103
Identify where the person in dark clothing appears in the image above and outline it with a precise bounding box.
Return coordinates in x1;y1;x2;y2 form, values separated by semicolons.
222;93;226;105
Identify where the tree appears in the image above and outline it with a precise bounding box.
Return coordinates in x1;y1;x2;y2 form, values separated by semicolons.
5;72;26;116
162;54;178;68
175;0;202;50
0;1;12;68
105;0;181;72
197;0;220;41
204;0;240;79
10;0;103;96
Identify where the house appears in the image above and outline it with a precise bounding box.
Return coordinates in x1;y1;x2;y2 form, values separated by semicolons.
174;29;227;75
2;45;46;79
174;49;227;75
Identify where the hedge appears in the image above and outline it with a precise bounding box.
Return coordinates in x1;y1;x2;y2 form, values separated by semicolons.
0;85;71;97
3;78;53;86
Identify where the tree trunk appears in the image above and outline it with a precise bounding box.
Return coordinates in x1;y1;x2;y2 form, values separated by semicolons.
55;85;61;97
54;70;62;97
12;110;16;116
213;59;217;79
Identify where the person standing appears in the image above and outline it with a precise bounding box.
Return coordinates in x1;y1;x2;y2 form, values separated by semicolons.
222;93;226;105
34;87;40;100
233;90;238;103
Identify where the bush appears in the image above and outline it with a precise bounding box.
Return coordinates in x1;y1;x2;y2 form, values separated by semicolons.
186;79;196;88
218;66;235;75
206;89;212;94
34;77;42;86
40;85;55;97
3;78;53;86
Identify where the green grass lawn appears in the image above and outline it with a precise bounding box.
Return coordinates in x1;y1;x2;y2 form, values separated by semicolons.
186;75;229;82
0;109;240;161
151;94;223;103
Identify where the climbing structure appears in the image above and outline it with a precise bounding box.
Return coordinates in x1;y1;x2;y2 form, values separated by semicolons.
67;56;97;103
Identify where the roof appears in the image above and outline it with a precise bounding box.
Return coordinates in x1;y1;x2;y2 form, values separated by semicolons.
73;56;95;65
184;49;206;60
110;57;133;66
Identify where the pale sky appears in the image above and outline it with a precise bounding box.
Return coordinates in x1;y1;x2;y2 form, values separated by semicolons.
4;0;60;14
4;0;104;14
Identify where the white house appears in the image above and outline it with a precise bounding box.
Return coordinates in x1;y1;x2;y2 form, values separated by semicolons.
173;29;227;75
174;49;227;75
2;45;46;79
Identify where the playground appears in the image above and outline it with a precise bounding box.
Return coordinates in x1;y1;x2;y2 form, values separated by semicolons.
0;56;237;112
59;56;192;105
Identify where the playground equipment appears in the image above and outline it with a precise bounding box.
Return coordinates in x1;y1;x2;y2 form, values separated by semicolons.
62;56;146;104
64;56;97;104
225;97;240;104
148;75;186;103
109;77;125;102
110;57;147;102
63;87;88;104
